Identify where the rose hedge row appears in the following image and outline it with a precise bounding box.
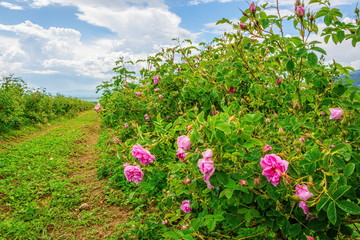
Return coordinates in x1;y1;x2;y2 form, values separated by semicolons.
97;1;360;239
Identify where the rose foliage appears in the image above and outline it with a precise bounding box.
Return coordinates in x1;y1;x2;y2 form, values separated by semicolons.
97;1;360;239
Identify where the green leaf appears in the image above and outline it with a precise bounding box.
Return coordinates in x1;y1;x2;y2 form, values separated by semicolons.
225;189;233;199
289;223;301;237
337;201;360;214
337;31;345;43
215;123;231;134
286;59;295;72
324;14;332;26
311;46;327;55
281;220;290;237
215;130;227;144
207;220;216;231
344;163;355;177
327;201;337;225
332;155;345;169
216;18;231;25
183;236;194;240
249;138;262;146
332;186;351;201
185;153;194;160
333;85;346;96
308;52;318;65
163;231;181;239
330;143;347;153
191;218;202;232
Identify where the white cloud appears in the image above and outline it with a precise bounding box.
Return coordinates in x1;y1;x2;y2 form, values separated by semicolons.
0;1;23;10
189;0;235;5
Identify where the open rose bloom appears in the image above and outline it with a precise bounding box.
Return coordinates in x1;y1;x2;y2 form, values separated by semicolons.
260;154;289;186
295;184;314;216
123;163;144;184
180;200;192;213
329;108;343;120
177;135;191;150
132;144;155;166
198;150;215;189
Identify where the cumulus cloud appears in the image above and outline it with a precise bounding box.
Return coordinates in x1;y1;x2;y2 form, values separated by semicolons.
189;0;235;5
0;1;23;10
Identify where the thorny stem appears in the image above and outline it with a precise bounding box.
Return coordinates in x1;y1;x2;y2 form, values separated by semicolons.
276;0;284;37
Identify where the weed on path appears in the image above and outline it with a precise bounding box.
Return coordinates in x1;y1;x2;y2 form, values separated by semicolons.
0;111;127;239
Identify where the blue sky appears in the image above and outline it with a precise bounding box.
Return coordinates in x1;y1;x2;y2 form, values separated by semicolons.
0;0;359;97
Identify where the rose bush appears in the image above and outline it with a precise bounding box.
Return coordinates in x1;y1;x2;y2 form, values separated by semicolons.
97;1;360;239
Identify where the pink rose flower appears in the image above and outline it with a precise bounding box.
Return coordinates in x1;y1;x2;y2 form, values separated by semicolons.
132;144;155;166
254;178;261;185
94;103;100;110
278;127;284;134
123;163;144;184
181;225;188;230
249;2;256;13
203;175;214;189
180;200;191;213
154;75;159;85
295;5;305;17
240;23;247;30
186;176;191;183
159;94;163;99
114;138;120;143
299;201;310;214
212;110;216;116
176;148;189;162
295;184;314;201
166;116;170;120
144;114;149;121
132;123;136;127
202;149;213;160
266;118;271;123
329;108;343;120
263;145;272;152
277;78;282;84
229;86;235;94
240;180;247;186
330;145;335;148
260;154;289;186
124;123;129;128
162;220;168;225
177;135;191;150
306;236;314;240
124;82;127;86
274;112;278;117
135;92;142;96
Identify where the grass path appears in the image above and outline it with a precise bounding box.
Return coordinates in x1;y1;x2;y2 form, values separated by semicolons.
0;111;128;239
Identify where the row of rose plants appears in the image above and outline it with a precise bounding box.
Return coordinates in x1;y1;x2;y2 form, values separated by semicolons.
97;1;360;239
0;75;95;133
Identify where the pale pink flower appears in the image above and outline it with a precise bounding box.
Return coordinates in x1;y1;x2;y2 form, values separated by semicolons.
266;118;271;123
278;127;284;134
180;200;191;213
240;180;247;186
166;115;170;120
181;225;188;230
132;144;155;166
144;114;149;121
260;154;289;186
124;123;129;128
202;149;213;160
154;88;161;92
264;145;272;152
162;220;168;225
123;163;144;184
176;148;189;162
159;94;163;99
177;135;191;150
299;201;310;214
295;184;314;201
321;111;325;116
124;82;127;86
154;75;159;85
329;108;343;120
274;112;278;117
330;145;335;148
94;103;100;110
135;92;142;96
186;176;191;183
254;178;261;185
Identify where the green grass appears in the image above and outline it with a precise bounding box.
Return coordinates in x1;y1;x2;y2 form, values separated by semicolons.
0;111;123;239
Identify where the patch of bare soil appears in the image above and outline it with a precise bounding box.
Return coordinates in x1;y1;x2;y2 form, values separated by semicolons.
62;116;128;239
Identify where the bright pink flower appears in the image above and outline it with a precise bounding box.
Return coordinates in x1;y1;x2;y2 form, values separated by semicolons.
135;92;142;96
254;178;261;185
124;123;129;128
154;75;159;85
240;23;247;30
240;180;247;186
278;127;284;134
295;184;314;201
182;180;186;185
198;158;215;176
212;110;216;116
330;145;335;148
162;220;168;225
329;108;343;120
181;225;188;230
249;2;256;13
154;88;161;92
132;123;136;127
159;94;163;99
144;114;149;121
180;200;191;213
176;148;189;162
114;138;120;143
186;176;191;183
299;201;310;214
229;86;235;94
321;111;325;116
166;115;170;120
274;112;278;117
306;236;314;240
123;163;144;184
277;78;282;84
260;154;289;186
177;135;191;150
202;149;213;160
204;175;214;189
293;101;299;109
266;118;271;123
124;82;127;86
132;144;155;166
296;5;305;17
264;145;272;152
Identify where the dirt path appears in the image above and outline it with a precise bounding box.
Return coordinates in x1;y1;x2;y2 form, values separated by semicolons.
65;114;129;239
